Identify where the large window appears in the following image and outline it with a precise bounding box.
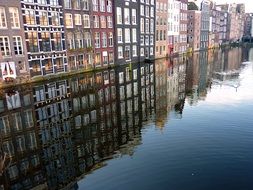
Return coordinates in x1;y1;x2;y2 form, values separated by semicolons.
67;32;75;49
43;59;53;74
13;36;23;55
94;32;100;48
25;10;36;25
107;0;112;12
116;7;122;24
132;28;137;42
75;14;82;25
118;46;123;58
125;28;130;43
125;46;130;60
83;0;89;10
84;32;92;48
75;32;83;48
0;7;7;28
51;12;60;26
108;32;113;47
107;16;113;28
65;13;73;28
52;32;62;51
100;0;105;12
93;15;99;28
40;32;51;52
124;8;130;24
117;29;122;43
39;11;48;26
83;14;90;28
132;9;137;25
100;16;106;28
9;7;20;28
93;0;98;11
102;32;107;48
64;0;71;9
73;0;81;9
0;36;10;56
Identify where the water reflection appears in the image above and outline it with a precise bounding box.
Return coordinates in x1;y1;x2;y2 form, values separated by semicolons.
0;47;252;190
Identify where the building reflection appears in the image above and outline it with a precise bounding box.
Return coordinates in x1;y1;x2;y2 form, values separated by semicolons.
0;46;250;189
0;61;155;190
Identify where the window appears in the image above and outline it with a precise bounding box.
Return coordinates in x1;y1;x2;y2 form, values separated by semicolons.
95;53;101;66
65;13;73;28
117;7;122;24
107;16;113;28
150;7;154;17
145;35;149;45
118;46;123;58
39;11;48;26
40;32;51;52
51;12;60;26
140;35;144;45
146;19;149;33
125;46;130;60
83;0;89;10
117;28;122;43
100;16;106;28
102;32;107;48
108;32;113;47
102;51;108;65
141;18;144;33
84;32;92;47
132;45;137;57
124;8;130;24
75;14;82;25
146;6;149;17
150;35;154;45
100;0;105;12
64;0;71;9
9;7;20;28
107;0;112;12
94;32;100;48
93;0;98;11
52;32;62;51
13;36;23;55
0;37;10;56
150;19;154;33
125;28;130;43
27;32;38;52
25;10;36;25
73;0;81;9
67;33;74;49
132;9;137;25
93;15;99;28
0;7;7;28
141;5;144;15
109;52;113;64
75;32;83;48
132;28;137;42
83;14;90;28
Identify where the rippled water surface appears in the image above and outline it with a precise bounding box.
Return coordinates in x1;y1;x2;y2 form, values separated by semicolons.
1;47;253;190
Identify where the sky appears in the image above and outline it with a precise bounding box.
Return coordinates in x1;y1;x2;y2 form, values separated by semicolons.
194;0;253;13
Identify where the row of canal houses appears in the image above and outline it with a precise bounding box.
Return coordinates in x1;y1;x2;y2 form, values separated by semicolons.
0;0;156;83
0;0;250;84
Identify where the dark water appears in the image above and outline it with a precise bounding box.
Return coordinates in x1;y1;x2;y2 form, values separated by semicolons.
1;47;253;190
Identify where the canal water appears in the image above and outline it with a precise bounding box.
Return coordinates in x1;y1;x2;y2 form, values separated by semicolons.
0;47;253;190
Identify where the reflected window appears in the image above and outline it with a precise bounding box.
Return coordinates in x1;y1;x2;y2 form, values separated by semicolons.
8;165;19;180
6;91;21;110
16;135;25;153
